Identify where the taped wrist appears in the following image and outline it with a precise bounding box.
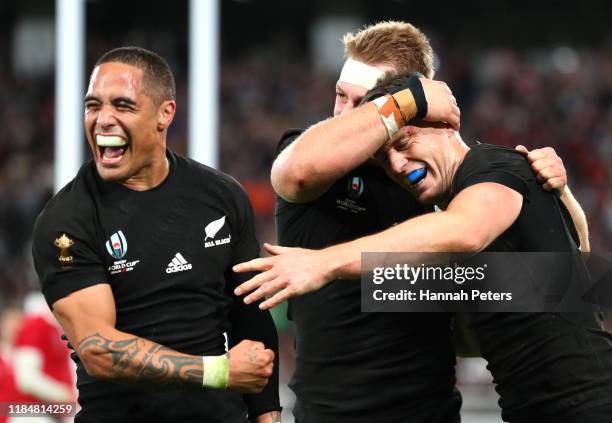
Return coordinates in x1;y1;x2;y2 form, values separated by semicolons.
202;354;229;389
388;73;428;121
371;94;406;138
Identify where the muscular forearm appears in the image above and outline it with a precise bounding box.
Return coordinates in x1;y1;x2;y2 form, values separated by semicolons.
560;187;590;252
272;103;389;202
76;330;204;386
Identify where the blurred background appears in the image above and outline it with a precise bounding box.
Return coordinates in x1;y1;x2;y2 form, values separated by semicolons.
0;0;611;422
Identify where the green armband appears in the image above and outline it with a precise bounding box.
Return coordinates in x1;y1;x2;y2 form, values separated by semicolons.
202;354;229;389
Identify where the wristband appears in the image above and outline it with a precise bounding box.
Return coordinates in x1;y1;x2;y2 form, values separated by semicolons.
387;73;428;121
202;354;229;389
371;94;406;138
405;75;428;119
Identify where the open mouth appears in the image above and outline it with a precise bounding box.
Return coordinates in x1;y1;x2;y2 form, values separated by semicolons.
406;167;427;187
96;135;128;165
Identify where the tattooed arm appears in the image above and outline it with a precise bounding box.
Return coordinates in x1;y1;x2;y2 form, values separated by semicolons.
52;283;273;392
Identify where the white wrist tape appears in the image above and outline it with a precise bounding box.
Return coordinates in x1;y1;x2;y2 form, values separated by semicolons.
371;94;406;138
339;58;385;90
202;354;229;389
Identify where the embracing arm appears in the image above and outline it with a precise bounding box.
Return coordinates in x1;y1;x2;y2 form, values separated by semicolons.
272;78;459;203
517;145;590;252
323;182;522;278
271;103;389;203
234;182;522;308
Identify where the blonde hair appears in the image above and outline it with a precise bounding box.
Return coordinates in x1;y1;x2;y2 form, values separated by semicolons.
343;21;434;79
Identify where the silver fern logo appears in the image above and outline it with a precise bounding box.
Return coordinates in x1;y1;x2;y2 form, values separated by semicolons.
204;216;231;248
205;216;226;240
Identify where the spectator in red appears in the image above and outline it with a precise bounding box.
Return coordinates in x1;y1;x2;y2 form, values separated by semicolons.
12;292;74;408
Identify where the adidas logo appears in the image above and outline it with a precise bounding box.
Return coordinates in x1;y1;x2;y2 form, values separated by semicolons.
166;252;193;274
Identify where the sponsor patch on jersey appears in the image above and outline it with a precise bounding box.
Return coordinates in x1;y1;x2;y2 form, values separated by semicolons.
204;216;231;248
166;252;192;273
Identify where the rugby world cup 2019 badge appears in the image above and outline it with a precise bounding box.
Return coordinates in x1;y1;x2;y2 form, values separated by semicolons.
105;230;140;275
106;230;127;259
336;175;366;214
54;233;74;266
347;176;364;199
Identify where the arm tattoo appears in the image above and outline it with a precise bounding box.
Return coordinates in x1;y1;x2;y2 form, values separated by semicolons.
78;333;203;384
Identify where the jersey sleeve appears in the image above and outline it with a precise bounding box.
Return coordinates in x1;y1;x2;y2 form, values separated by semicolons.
453;146;532;201
31;197;108;309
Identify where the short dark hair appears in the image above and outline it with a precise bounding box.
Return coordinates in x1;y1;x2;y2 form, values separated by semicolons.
94;46;176;104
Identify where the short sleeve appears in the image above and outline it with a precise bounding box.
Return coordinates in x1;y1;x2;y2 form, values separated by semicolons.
453;145;532;201
32;199;108;309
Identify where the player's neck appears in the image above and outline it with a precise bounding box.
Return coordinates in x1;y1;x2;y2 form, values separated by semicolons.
122;155;170;191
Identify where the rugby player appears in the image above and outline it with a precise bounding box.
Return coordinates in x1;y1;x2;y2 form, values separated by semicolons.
32;47;281;423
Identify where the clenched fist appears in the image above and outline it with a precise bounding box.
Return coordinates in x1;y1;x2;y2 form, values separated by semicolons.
227;340;274;393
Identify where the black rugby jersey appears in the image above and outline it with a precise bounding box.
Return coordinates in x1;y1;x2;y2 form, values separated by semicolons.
32;150;279;422
452;143;612;421
275;129;459;422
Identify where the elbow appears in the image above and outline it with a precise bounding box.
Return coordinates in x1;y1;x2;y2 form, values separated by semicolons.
271;165;315;203
452;229;488;253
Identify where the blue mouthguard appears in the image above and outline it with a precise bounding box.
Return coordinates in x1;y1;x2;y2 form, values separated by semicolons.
407;168;427;184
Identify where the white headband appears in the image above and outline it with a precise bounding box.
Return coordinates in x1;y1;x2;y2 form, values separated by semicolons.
338;58;385;90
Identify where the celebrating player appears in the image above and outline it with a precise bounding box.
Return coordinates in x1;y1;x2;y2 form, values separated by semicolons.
237;21;582;423
235;72;612;422
32;47;281;423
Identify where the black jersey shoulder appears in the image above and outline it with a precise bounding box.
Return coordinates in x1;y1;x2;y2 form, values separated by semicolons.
275;128;303;159
452;143;534;200
33;161;101;244
178;153;250;199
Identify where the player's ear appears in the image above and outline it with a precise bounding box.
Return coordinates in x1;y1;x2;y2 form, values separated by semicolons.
157;100;176;132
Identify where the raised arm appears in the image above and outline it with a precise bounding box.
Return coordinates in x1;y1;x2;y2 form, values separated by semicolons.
272;77;459;203
234;182;522;308
52;283;273;393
